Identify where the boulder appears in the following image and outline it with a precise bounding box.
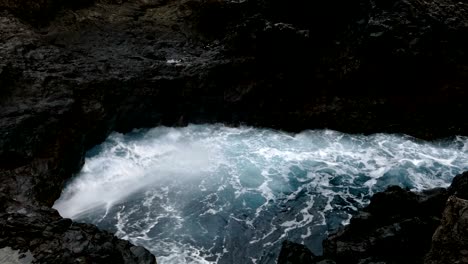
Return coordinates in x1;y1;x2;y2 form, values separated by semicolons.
278;240;317;264
425;196;468;264
0;195;156;264
281;172;468;264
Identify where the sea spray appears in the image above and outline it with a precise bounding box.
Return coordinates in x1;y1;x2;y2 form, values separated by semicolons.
54;124;468;264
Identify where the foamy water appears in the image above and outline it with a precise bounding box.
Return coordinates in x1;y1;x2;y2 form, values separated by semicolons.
54;124;468;264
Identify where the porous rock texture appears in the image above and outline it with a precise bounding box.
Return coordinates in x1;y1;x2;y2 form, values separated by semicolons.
277;240;317;264
278;172;468;264
425;196;468;264
0;0;467;263
0;194;155;264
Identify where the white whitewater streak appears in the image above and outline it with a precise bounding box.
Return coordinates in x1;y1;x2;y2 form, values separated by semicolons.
54;127;220;218
52;124;468;264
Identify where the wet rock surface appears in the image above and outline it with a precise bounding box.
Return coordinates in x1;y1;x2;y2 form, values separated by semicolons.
0;246;34;264
425;196;468;264
277;241;317;264
0;0;467;263
0;194;156;263
279;172;468;264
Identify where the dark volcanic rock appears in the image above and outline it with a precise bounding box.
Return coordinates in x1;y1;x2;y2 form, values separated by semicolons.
448;171;468;200
322;187;445;264
0;0;467;262
278;240;317;264
425;196;468;264
279;172;468;264
0;0;467;203
0;194;156;264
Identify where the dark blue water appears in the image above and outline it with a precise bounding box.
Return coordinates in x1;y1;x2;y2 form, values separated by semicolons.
54;125;468;264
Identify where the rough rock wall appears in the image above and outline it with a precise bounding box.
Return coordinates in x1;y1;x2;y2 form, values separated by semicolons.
425;196;468;264
0;0;467;263
1;0;468;203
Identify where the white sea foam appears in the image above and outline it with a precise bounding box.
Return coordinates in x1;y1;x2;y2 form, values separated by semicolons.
53;124;468;264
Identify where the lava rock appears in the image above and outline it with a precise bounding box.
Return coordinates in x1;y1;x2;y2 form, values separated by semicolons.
0;196;156;264
0;0;468;263
281;172;468;264
425;196;468;264
278;240;317;264
322;185;448;263
448;171;468;200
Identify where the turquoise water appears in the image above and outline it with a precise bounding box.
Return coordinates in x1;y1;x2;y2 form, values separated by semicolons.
54;124;468;264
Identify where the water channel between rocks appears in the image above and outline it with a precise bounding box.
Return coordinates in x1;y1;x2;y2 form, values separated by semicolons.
53;124;468;264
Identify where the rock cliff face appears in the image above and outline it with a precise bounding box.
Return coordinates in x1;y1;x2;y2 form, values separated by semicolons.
0;0;467;263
